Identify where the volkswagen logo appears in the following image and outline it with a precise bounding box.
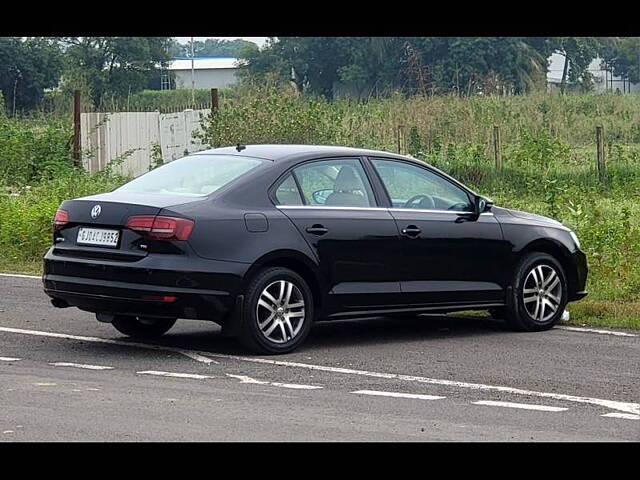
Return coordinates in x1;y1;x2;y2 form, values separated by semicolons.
91;205;102;219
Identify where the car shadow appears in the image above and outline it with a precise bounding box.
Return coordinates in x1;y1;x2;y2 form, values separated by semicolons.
136;313;510;356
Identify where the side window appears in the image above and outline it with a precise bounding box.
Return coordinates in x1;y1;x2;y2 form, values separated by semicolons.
292;158;376;207
274;174;303;205
371;158;473;212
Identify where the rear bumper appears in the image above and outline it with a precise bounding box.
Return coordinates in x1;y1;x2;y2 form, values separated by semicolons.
43;247;249;322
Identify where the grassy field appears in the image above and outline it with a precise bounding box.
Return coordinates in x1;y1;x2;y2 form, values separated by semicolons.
0;84;638;329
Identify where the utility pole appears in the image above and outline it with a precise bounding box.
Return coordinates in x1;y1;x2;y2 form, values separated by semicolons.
190;36;195;108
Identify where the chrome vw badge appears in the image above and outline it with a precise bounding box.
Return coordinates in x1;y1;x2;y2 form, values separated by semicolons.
91;204;102;219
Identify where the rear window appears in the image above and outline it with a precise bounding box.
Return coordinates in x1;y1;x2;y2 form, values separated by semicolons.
116;154;264;196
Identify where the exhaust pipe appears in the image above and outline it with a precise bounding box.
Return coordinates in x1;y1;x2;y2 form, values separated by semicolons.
50;298;69;308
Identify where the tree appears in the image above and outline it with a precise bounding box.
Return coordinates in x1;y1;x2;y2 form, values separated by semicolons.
600;37;640;85
178;38;259;58
554;37;602;93
0;37;63;113
60;37;172;107
240;37;555;99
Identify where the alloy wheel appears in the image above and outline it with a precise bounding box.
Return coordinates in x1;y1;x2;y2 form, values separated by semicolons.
522;264;563;323
256;280;306;343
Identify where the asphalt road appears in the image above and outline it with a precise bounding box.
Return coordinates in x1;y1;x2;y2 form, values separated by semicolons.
0;274;638;441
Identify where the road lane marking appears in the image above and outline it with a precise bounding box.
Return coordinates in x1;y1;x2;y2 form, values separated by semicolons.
226;374;322;390
601;412;640;420
179;351;220;365
0;273;40;279
472;400;568;412
556;326;637;337
0;357;21;362
0;326;216;365
352;390;446;400
137;370;214;379
1;325;638;416
50;362;114;370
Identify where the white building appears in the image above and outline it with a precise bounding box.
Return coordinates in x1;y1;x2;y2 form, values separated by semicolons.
166;57;242;90
547;52;640;93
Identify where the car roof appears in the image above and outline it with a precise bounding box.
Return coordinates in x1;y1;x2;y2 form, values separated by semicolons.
197;144;415;162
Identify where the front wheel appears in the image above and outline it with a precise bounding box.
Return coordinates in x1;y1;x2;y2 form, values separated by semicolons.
111;315;176;339
505;252;568;332
238;267;314;354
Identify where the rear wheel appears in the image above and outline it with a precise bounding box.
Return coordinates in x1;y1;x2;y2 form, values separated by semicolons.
111;315;176;339
505;252;567;332
238;267;314;354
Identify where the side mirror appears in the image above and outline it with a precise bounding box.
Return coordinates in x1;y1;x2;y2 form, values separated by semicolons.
475;196;493;214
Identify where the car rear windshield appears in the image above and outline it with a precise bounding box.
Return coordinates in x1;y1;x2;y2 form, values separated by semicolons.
116;154;264;196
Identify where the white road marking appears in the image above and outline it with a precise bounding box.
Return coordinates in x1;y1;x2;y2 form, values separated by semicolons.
226;373;322;390
50;362;114;370
0;273;40;279
601;412;640;420
34;382;57;386
137;370;214;380
556;326;637;337
473;400;568;412
352;390;446;400
1;325;638;416
179;351;220;365
0;326;216;365
0;356;21;362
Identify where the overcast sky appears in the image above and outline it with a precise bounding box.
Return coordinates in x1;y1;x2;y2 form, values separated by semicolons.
175;37;268;47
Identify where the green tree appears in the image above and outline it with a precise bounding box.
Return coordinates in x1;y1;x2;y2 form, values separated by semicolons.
0;37;63;113
60;37;172;107
600;37;640;84
554;37;602;93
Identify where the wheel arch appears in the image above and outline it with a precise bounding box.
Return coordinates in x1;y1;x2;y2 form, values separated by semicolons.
242;250;326;316
516;238;578;298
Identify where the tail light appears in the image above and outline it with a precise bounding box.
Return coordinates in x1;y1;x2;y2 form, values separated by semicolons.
53;209;69;231
125;215;194;241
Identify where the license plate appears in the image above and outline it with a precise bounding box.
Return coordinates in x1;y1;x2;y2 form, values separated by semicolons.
76;227;120;247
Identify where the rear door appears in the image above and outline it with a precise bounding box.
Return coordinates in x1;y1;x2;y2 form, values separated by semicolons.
368;157;508;306
273;157;403;312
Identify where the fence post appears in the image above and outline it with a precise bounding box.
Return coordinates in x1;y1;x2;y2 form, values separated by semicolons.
73;90;81;167
596;126;606;182
397;125;405;154
493;125;502;170
211;88;219;114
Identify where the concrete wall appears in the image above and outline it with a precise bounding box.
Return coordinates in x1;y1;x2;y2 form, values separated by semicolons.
81;109;211;178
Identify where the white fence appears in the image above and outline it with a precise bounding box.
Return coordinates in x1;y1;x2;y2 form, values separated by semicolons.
80;108;211;177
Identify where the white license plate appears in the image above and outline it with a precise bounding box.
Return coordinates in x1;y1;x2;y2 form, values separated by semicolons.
76;227;120;247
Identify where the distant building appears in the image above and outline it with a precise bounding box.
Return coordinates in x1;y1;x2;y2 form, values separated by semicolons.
164;57;242;90
546;52;640;93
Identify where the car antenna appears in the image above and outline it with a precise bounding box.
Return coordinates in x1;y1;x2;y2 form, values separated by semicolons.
236;143;246;152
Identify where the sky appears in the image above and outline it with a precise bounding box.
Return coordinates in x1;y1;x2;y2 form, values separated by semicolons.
175;37;269;47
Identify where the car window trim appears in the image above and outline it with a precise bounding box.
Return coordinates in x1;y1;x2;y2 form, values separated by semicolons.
364;156;475;212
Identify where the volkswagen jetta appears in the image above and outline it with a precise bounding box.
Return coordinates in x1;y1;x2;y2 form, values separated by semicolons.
44;145;587;353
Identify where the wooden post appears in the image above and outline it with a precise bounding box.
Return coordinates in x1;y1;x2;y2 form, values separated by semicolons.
493;125;502;170
596;126;606;182
211;88;219;113
73;90;81;167
397;125;405;154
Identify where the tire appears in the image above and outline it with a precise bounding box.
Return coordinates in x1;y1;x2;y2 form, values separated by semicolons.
505;252;568;332
111;315;177;339
238;267;314;354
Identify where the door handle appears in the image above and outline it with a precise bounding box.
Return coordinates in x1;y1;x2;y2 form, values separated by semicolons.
306;224;328;235
401;225;421;237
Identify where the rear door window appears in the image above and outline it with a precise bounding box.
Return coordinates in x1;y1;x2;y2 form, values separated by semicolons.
292;158;376;207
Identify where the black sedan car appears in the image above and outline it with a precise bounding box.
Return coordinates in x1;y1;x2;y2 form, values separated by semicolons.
44;145;587;353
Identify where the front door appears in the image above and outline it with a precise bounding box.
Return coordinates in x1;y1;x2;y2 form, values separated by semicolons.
368;157;509;307
274;157;403;312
